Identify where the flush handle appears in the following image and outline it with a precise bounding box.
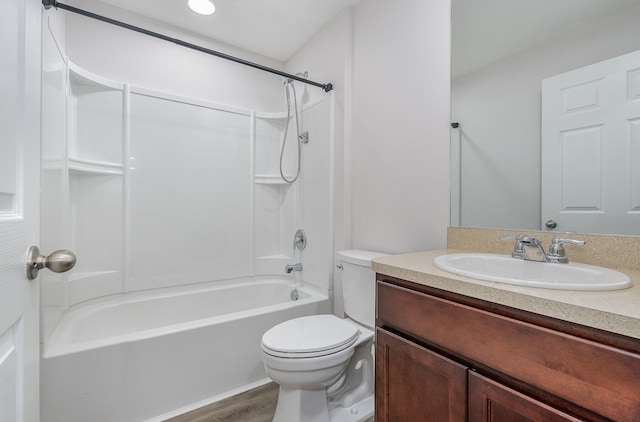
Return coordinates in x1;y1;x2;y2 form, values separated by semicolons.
26;246;76;280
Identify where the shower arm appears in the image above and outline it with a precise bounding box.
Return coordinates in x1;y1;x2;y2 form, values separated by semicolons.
41;0;334;92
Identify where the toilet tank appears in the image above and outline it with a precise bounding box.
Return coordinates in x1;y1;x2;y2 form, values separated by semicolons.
337;250;388;329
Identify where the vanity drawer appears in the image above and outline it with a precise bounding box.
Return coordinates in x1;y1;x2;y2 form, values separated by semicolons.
376;281;640;421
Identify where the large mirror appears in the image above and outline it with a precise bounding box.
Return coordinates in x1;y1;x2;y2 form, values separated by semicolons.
451;0;640;236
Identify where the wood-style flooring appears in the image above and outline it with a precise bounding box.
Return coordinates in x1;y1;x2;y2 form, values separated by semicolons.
164;382;374;422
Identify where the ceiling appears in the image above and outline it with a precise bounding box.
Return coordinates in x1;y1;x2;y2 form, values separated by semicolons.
453;0;640;78
94;0;361;62
70;1;640;75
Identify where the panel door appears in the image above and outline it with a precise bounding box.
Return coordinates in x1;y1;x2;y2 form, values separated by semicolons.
541;49;640;235
0;1;41;421
375;329;467;422
468;372;583;422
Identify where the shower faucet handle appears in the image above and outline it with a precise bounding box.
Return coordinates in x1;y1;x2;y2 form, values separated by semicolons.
293;229;307;251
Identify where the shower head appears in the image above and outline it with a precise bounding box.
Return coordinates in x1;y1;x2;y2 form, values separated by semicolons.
280;71;309;85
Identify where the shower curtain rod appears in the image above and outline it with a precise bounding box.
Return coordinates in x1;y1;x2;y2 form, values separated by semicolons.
42;0;334;92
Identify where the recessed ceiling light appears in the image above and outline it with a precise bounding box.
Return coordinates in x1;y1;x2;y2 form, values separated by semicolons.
188;0;216;16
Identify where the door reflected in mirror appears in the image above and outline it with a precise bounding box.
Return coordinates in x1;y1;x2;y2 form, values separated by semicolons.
451;0;640;236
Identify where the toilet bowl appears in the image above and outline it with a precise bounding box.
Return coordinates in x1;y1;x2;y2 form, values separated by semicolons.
261;250;386;422
262;315;374;422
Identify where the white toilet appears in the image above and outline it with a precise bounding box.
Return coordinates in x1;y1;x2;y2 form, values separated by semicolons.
261;250;387;422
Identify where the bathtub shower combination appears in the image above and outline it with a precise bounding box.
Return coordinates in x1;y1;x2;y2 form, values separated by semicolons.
42;277;329;422
41;22;334;422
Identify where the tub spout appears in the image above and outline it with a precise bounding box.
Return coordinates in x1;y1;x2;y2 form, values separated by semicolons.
285;263;303;273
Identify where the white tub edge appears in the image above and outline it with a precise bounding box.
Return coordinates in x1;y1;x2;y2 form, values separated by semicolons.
43;276;327;359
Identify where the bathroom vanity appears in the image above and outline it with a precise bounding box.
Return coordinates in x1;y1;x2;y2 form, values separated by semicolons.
373;249;640;422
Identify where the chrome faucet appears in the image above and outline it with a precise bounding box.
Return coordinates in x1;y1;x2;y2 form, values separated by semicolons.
501;235;585;264
285;263;303;273
520;236;548;262
547;238;587;263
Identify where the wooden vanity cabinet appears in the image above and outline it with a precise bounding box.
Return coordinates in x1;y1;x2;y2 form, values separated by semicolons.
375;275;640;422
376;329;467;421
466;372;582;421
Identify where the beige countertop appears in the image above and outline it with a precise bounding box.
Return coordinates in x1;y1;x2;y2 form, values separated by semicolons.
372;249;640;340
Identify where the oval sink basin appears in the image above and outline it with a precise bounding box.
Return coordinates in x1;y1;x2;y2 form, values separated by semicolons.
433;253;632;291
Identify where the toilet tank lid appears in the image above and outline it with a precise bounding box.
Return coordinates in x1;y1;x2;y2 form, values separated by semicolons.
336;250;389;266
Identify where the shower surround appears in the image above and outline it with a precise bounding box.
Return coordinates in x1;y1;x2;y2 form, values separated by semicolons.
41;21;335;421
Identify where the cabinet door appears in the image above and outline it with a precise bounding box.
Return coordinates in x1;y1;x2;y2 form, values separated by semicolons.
468;372;583;422
376;329;467;422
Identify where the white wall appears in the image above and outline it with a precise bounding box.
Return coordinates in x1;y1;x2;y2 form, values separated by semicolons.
46;0;453;320
452;4;640;230
258;1;454;315
64;0;283;111
41;9;69;342
64;0;454;257
285;10;352;314
41;1;336;320
286;8;352;260
350;0;451;254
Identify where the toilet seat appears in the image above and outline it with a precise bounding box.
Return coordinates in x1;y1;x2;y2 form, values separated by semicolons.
262;315;360;358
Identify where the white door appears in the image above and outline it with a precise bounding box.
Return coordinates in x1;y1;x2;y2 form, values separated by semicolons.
541;49;640;235
0;1;41;421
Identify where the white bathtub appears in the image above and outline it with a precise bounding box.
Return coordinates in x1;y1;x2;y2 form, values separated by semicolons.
41;276;330;422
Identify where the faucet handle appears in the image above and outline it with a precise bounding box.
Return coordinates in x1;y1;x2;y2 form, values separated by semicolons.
293;229;306;251
500;235;525;259
548;238;586;263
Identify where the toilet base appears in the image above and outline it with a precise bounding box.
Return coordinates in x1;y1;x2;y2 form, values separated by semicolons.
272;386;373;422
329;393;373;422
272;386;330;422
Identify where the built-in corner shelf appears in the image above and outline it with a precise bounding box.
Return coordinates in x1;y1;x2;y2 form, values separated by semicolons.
256;254;292;261
68;62;124;91
254;174;293;185
68;270;121;283
68;157;124;175
254;111;288;120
